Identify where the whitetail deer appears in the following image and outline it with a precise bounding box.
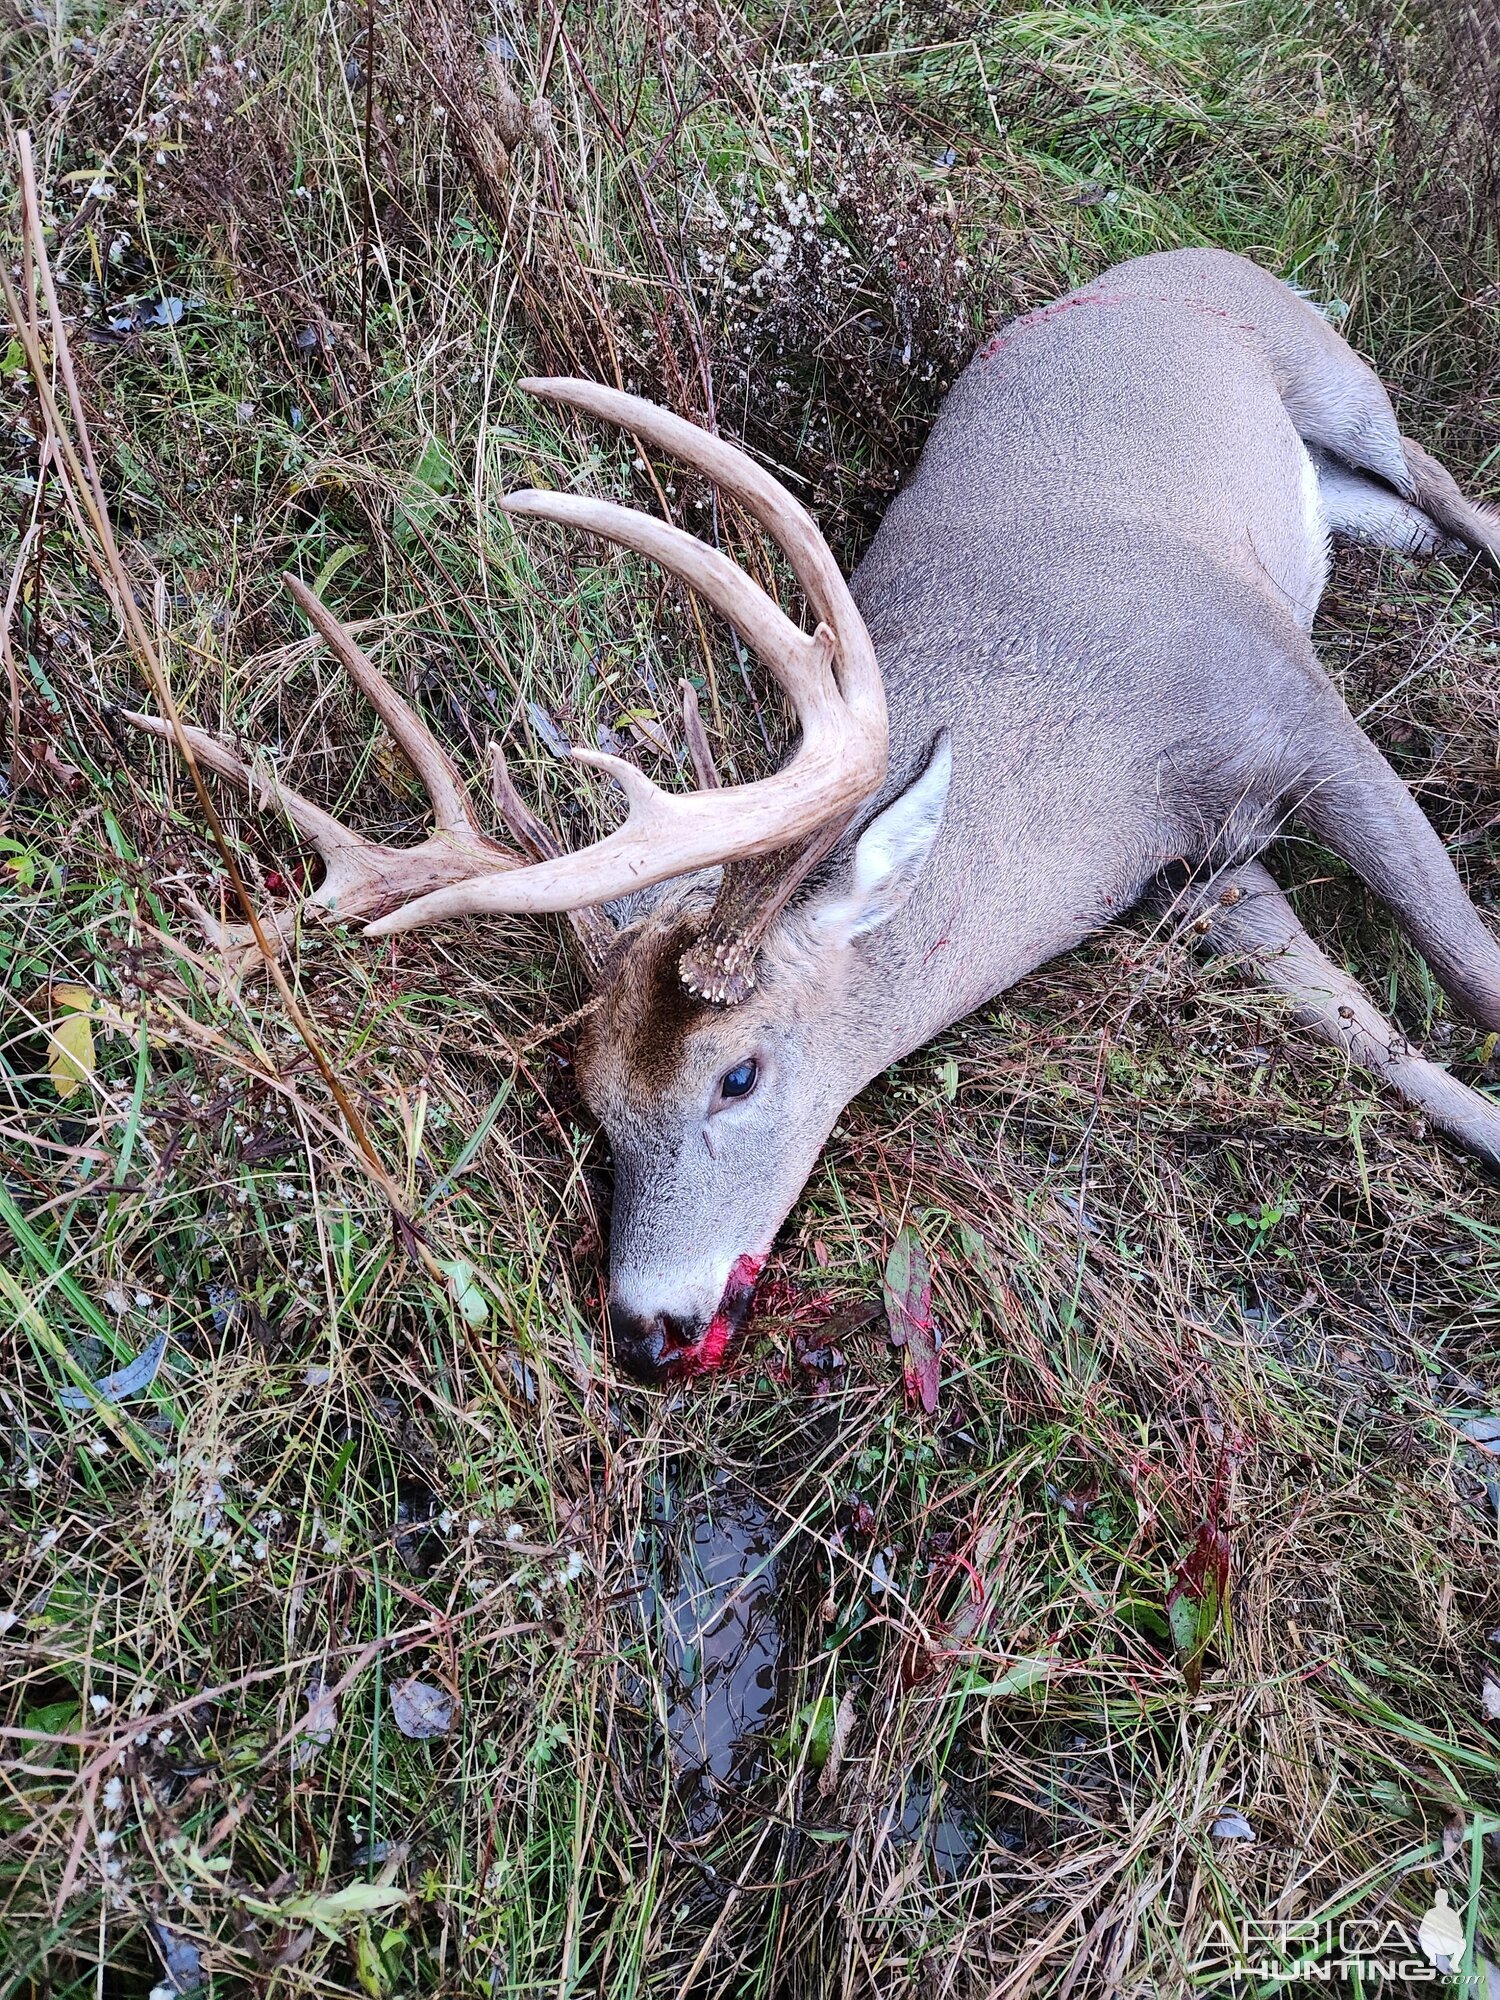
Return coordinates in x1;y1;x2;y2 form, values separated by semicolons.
128;248;1500;1381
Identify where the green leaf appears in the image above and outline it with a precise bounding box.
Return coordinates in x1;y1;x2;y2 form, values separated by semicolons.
394;435;455;547
1166;1519;1230;1693
311;542;369;599
0;837;39;888
1368;1779;1414;1818
280;1882;408;1936
355;1920;389;1997
1168;1590;1206;1660
1115;1597;1171;1640
412;434;454;492
438;1257;490;1327
23;1700;81;1735
960;1654;1053;1700
774;1697;837;1769
883;1227;940;1414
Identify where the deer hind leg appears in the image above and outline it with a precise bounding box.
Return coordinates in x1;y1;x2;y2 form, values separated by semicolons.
1173;858;1500;1168
1309;448;1465;556
1314;418;1500;563
1395;435;1500;563
1309;423;1500;564
1246;285;1500;565
1290;716;1500;1029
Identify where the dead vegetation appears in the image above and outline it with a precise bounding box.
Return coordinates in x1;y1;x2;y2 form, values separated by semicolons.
2;0;1499;1994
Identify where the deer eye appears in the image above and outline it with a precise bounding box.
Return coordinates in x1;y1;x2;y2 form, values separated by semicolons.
716;1058;759;1103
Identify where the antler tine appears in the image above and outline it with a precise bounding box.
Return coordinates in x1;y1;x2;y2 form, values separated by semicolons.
498;491;843;726
518;377;883;731
487;739;567;864
120;579;525;956
681;681;720;791
284;576;481;839
487;740;614;967
121;708;380;900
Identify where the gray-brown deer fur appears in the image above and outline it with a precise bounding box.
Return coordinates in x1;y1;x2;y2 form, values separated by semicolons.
576;247;1500;1378
131;246;1500;1384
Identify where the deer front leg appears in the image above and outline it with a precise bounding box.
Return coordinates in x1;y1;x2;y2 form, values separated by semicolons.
1167;858;1500;1168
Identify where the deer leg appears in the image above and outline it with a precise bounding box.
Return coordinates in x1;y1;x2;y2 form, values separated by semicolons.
1289;722;1500;1028
1171;858;1500;1168
1307;432;1500;564
1396;436;1500;564
1248;289;1500;566
1311;450;1465;556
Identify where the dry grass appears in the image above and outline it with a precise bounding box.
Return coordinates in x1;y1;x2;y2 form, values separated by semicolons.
3;0;1499;1994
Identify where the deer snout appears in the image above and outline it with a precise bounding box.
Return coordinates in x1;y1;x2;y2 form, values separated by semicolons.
607;1252;767;1383
607;1303;707;1383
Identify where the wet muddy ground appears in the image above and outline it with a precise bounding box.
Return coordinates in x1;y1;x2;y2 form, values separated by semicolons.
621;1471;1023;1882
632;1476;782;1835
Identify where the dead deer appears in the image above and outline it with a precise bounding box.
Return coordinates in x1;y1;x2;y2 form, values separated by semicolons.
126;247;1500;1381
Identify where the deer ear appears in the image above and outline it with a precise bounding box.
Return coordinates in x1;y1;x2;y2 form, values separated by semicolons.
806;732;952;949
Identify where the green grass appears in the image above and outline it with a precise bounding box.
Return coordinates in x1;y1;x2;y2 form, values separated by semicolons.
3;0;1500;1993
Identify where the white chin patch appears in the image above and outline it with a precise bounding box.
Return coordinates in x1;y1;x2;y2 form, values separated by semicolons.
610;1257;735;1328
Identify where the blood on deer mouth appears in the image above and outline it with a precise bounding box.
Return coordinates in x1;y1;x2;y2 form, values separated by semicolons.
665;1253;765;1376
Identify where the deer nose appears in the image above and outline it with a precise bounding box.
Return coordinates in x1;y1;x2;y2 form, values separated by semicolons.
608;1304;701;1383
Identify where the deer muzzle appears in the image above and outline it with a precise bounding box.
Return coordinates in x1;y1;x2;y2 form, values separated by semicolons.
608;1253;765;1383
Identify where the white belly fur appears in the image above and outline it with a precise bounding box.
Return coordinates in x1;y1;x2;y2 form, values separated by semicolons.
1296;439;1331;621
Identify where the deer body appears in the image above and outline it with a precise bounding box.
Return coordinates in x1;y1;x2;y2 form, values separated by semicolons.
585;249;1500;1373
832;247;1407;1053
130;249;1500;1383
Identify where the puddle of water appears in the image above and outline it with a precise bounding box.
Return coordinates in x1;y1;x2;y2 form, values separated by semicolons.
638;1482;782;1833
895;1772;1023;1881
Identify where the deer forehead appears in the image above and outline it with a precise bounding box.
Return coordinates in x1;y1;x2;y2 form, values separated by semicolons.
579;923;751;1110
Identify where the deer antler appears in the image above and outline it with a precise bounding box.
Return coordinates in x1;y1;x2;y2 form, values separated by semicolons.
360;379;887;939
124;389;886;993
122;576;523;965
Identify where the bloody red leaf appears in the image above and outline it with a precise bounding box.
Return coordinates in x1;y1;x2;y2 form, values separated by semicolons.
883;1226;940;1415
1166;1520;1232;1694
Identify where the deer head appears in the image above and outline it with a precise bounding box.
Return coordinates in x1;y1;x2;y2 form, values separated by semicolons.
125;382;950;1381
565;726;953;1379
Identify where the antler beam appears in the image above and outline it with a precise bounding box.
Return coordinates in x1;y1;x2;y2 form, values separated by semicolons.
123;387;887;980
363;378;887;935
